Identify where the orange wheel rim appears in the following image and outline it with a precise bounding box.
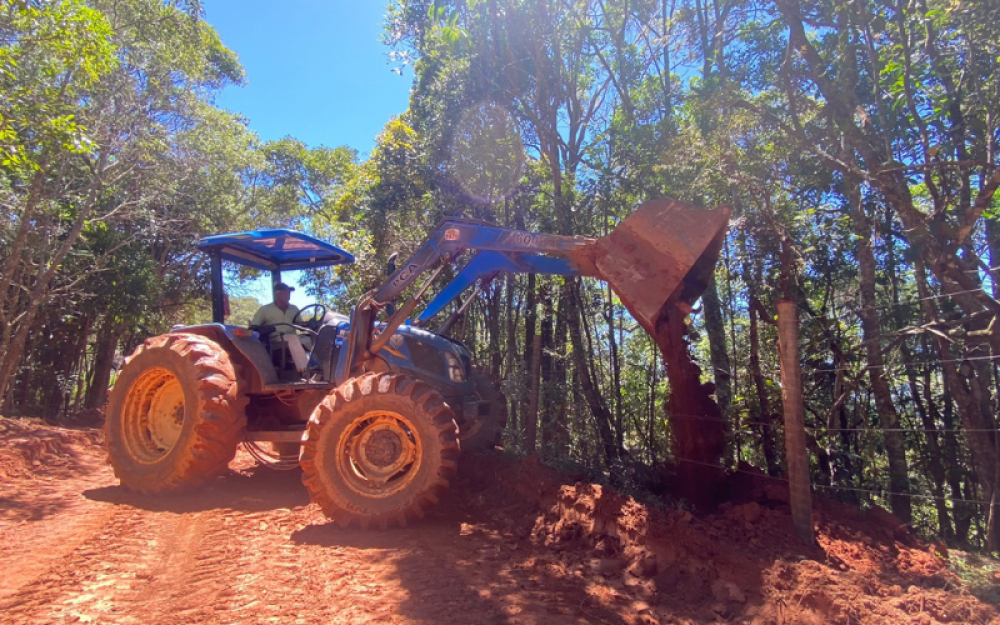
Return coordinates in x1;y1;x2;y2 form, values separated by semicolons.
334;410;421;499
121;367;185;463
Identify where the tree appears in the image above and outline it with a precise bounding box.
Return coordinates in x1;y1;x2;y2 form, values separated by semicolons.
0;0;247;408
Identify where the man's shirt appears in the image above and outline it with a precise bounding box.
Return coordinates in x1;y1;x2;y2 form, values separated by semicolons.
251;303;301;337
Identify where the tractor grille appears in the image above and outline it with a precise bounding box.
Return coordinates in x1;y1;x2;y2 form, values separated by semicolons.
405;338;447;378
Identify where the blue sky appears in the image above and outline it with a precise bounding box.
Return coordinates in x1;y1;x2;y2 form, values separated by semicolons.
203;1;412;305
204;0;412;154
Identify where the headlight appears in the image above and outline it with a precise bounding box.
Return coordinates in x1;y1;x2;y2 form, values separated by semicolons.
443;351;466;382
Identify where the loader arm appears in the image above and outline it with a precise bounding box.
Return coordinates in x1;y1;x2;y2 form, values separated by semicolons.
339;198;730;381
372;221;598;305
416;250;588;325
337;221;598;381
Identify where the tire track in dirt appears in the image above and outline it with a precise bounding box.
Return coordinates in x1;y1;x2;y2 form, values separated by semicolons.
0;505;241;624
0;497;120;603
0;441;118;603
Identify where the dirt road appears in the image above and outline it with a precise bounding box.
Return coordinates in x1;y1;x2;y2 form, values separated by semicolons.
1;418;998;624
0;421;646;625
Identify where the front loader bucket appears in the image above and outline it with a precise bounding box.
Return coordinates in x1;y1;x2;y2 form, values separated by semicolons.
580;198;731;335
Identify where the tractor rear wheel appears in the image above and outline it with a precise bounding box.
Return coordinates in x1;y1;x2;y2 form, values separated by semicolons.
300;372;459;529
457;370;507;452
105;333;246;493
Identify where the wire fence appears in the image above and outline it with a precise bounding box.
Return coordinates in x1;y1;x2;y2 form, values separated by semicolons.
504;284;1000;524
799;353;1000;374
670;455;996;507
665;411;998;435
802;287;993;319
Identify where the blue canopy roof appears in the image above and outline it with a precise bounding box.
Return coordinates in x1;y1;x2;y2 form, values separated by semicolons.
197;229;355;271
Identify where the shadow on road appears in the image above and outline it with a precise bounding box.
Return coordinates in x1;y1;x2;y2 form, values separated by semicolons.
83;465;310;514
289;472;629;625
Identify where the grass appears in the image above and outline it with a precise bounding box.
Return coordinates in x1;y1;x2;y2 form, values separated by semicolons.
948;550;1000;605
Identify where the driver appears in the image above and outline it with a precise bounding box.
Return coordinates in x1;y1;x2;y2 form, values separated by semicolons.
251;282;311;376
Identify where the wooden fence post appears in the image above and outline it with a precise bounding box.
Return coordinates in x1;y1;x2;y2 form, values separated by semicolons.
776;299;815;545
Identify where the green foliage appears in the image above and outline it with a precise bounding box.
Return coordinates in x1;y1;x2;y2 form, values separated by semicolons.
948;553;1000;604
0;0;116;171
0;0;269;409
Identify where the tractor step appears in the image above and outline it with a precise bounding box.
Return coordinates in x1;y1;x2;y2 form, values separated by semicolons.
245;430;306;443
262;381;332;391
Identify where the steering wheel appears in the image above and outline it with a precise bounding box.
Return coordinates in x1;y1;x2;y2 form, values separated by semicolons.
294;304;328;333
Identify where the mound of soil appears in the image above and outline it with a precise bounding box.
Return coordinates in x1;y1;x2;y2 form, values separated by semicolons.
0;417;103;482
455;454;1000;624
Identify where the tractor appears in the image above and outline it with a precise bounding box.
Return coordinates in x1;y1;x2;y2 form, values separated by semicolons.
105;198;730;529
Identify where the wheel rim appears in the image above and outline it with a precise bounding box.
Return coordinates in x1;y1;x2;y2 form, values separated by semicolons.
121;367;186;463
335;411;421;498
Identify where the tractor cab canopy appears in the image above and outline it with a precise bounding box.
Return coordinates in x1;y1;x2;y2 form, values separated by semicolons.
197;229;355;324
197;229;354;272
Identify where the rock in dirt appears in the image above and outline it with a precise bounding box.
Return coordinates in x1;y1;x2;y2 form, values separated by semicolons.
710;578;746;603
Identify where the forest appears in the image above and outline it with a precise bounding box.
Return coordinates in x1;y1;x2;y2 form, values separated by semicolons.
3;0;1000;552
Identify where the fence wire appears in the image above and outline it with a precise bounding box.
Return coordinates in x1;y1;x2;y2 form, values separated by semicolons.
670;455;995;506
665;411;997;435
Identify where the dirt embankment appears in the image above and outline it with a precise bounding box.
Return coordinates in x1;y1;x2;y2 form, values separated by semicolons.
0;416;997;624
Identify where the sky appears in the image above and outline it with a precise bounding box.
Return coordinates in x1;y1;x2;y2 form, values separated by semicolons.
202;1;413;306
204;0;413;154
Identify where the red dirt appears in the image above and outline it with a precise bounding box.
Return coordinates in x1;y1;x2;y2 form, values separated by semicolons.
1;416;998;624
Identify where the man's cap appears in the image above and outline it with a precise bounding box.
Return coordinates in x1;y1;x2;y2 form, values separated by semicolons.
274;282;295;292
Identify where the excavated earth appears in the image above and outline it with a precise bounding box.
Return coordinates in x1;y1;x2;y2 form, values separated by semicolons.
1;416;999;624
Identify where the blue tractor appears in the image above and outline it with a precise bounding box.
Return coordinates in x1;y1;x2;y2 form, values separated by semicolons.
104;198;730;529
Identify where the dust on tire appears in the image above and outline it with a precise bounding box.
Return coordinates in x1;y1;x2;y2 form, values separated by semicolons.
300;372;460;529
105;333;247;493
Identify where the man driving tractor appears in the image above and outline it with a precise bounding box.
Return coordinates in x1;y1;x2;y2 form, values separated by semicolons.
251;282;311;376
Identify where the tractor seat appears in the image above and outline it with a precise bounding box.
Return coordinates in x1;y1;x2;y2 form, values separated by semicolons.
311;324;343;381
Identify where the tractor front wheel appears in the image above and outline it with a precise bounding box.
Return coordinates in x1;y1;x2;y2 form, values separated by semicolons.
105;333;246;493
300;373;459;529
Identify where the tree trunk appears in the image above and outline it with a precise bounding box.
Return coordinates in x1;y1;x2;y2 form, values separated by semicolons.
848;193;912;522
538;285;555;452
525;330;541;454
903;351;953;540
916;259;996;543
542;283;570;458
567;282;619;467
940;385;973;546
607;283;624;451
85;317;125;410
521;272;537;448
504;272;517;433
749;296;779;476
0;176;103;404
487;282;502;379
702;277;732;420
657;303;726;508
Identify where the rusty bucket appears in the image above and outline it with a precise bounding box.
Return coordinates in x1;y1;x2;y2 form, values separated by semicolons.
577;198;731;335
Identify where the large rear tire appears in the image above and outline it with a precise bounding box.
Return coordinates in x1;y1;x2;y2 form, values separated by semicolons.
458;369;507;452
300;373;459;529
105;333;246;493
